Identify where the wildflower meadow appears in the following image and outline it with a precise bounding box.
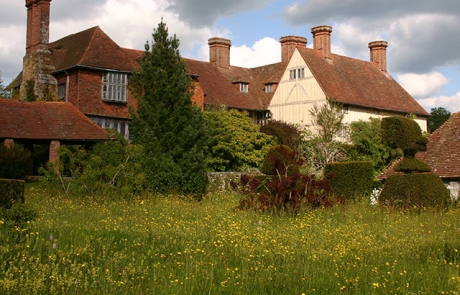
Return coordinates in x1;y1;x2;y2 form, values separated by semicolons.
1;186;460;294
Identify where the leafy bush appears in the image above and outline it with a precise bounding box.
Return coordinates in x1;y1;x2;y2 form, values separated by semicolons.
204;109;275;172
40;131;146;200
233;146;339;213
379;174;450;210
0;144;33;179
260;120;303;152
348;118;402;175
0;179;25;209
324;161;374;200
260;145;300;176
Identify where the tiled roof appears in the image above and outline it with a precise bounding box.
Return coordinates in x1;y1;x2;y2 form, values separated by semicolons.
298;48;429;116
0;99;109;141
380;112;460;179
184;59;285;110
417;112;460;178
49;26;137;72
16;26;428;116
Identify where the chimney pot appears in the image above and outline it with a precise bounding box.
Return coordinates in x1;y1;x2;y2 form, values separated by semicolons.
279;36;308;63
368;41;388;72
311;25;332;59
208;37;231;68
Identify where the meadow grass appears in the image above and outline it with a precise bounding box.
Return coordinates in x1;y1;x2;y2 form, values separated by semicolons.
1;187;460;294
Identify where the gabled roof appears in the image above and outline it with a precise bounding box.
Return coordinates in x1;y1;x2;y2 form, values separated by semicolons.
416;112;460;178
49;26;138;73
0;99;109;141
184;59;286;110
380;112;460;179
298;48;429;116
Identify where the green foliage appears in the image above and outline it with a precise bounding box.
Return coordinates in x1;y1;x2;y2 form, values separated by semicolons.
348;118;402;175
393;157;431;173
260;120;302;151
233;146;338;213
24;80;36;102
129;21;209;197
0;72;11;99
302;100;348;173
40;132;146;200
0;144;33;179
0;203;37;228
261;144;299;176
379;174;450;210
203;109;275;172
0;179;25;209
324;161;374;200
381;117;427;157
309;100;345;143
428;107;450;133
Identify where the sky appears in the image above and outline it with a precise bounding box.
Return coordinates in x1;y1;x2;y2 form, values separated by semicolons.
1;0;459;113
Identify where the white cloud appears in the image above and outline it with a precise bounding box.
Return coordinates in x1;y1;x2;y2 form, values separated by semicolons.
417;92;460;113
397;72;449;98
231;37;281;68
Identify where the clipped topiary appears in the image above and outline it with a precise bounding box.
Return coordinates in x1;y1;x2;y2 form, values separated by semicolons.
379;174;449;209
261;144;300;176
380;116;448;209
324;161;374;200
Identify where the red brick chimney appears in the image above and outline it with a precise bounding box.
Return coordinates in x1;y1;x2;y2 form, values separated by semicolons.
208;37;231;69
279;36;308;63
20;0;57;101
26;0;52;54
368;41;388;72
311;25;333;59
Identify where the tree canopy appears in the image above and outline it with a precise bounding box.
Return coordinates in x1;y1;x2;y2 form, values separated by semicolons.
428;107;451;133
129;21;209;197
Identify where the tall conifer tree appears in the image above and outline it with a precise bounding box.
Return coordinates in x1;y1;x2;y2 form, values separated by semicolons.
130;21;208;197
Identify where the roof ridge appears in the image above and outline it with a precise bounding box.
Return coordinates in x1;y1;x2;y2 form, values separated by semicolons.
431;111;458;136
80;26;101;65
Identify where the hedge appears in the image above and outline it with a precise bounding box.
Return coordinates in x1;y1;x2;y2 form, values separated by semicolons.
324;161;374;200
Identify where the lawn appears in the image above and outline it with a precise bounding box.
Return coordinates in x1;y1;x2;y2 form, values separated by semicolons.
1;187;460;294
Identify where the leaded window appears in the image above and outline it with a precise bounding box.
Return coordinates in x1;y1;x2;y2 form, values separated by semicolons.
102;72;128;103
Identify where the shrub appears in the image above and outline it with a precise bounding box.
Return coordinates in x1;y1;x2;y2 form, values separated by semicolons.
233;146;339;213
324;161;374;200
0;179;25;209
0;144;33;179
379;173;450;210
0;203;37;227
261;145;300;176
381;117;428;157
39;132;146;199
260;120;302;151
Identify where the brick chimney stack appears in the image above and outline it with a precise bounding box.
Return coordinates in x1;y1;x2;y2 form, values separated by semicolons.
20;0;57;101
279;36;308;63
26;0;52;54
368;41;388;72
208;37;231;68
311;25;333;59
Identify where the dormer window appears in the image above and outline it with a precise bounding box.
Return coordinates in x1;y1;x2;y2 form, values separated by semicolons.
240;83;249;93
102;71;128;103
265;83;276;93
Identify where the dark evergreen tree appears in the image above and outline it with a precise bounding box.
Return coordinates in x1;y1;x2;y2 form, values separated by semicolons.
129;21;209;197
428;107;451;133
